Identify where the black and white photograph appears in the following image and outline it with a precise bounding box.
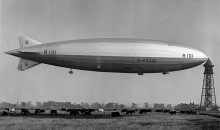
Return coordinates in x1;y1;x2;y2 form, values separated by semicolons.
0;0;220;129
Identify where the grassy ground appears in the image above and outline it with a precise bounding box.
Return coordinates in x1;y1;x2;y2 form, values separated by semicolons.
0;112;220;130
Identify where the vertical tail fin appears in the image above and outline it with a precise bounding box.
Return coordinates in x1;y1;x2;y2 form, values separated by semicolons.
18;36;41;48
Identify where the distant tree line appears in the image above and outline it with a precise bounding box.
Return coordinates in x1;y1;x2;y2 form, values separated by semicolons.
173;102;199;111
0;101;199;110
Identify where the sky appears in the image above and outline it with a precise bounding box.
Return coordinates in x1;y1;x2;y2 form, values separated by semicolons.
0;0;219;106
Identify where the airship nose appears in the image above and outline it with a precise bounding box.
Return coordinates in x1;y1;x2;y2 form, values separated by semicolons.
201;51;208;59
196;50;208;62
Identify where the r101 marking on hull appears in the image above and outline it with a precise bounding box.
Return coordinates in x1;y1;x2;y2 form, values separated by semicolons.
136;58;157;63
182;54;193;58
44;50;56;55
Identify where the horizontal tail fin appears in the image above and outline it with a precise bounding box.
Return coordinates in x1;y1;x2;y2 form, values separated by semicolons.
18;36;41;49
18;58;40;71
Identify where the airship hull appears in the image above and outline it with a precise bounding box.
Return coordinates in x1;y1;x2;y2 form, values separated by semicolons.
5;37;207;74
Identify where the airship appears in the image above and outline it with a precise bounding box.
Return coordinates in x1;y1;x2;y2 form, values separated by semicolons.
5;36;207;75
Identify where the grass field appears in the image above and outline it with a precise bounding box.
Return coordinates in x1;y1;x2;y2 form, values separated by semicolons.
0;112;220;130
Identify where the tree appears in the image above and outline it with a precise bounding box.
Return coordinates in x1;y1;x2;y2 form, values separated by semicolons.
131;102;138;109
91;102;102;109
166;104;172;110
42;101;56;107
144;102;149;108
65;102;72;108
105;102;115;109
81;102;90;108
160;103;165;109
119;104;126;109
174;103;188;111
13;104;16;108
56;102;65;108
21;102;26;107
16;102;20;107
36;102;42;107
0;102;14;108
154;103;165;109
100;102;105;108
26;101;32;107
114;103;120;109
154;103;160;109
84;102;90;108
75;104;83;108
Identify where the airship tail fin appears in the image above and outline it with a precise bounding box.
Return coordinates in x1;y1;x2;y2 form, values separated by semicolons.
18;58;40;71
18;36;42;49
